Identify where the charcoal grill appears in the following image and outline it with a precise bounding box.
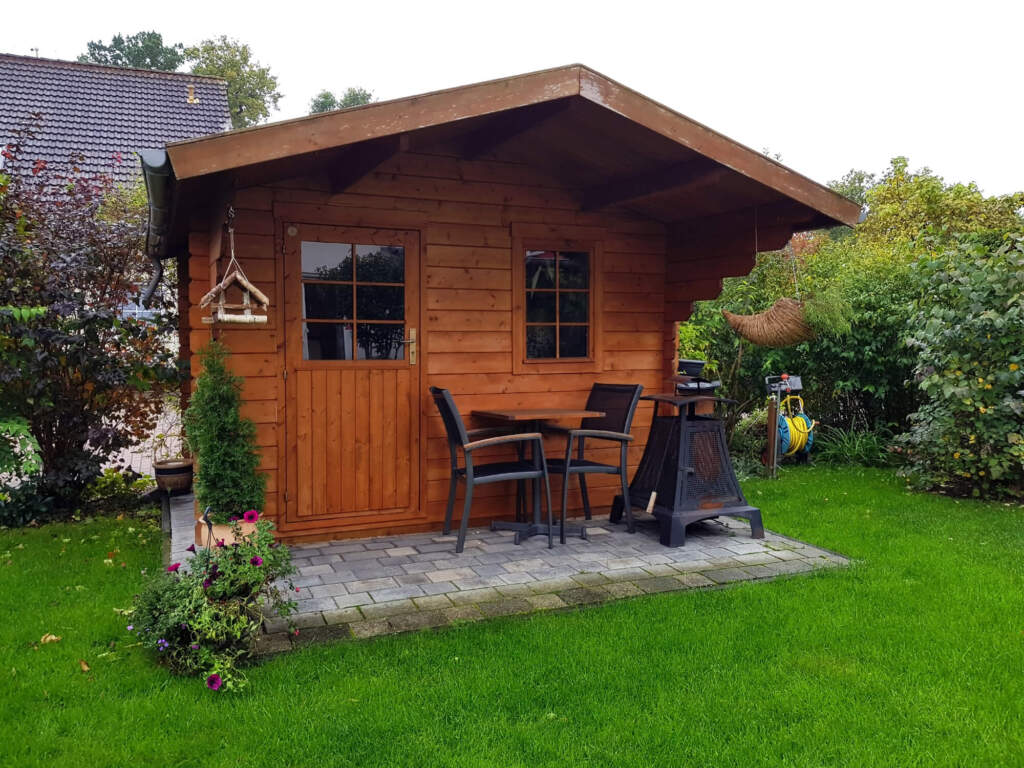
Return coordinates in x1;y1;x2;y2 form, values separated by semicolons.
612;393;763;547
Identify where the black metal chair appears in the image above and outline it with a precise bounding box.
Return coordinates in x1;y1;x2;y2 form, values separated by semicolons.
543;383;644;541
430;387;554;553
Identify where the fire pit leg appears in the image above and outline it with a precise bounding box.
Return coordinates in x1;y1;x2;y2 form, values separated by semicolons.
658;515;686;547
748;508;765;539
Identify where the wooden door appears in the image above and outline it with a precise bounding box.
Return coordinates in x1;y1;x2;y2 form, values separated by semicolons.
283;224;421;533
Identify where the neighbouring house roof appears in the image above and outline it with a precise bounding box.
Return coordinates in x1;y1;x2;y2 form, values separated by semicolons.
0;53;230;186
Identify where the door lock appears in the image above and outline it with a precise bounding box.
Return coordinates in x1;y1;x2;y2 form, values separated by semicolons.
401;327;417;365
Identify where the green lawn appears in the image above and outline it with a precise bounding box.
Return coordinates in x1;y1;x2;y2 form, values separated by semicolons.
1;467;1022;767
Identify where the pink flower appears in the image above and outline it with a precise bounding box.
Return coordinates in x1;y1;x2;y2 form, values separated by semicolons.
250;556;263;566
243;509;259;523
295;587;300;593
185;544;196;553
166;563;181;572
202;579;211;589
206;674;222;691
215;539;226;548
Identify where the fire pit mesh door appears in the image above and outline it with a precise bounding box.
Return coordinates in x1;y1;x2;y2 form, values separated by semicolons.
659;416;743;511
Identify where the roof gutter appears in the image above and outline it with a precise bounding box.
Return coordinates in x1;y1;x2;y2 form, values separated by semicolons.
139;149;175;306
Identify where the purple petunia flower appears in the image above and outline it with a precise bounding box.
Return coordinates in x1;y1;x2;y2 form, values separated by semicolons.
250;556;263;567
126;625;134;632
166;562;181;572
215;539;226;548
190;643;199;650
185;544;196;553
202;579;211;589
243;509;259;523
228;515;240;522
206;674;222;691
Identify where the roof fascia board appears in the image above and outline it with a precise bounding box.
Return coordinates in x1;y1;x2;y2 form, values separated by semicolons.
577;68;861;227
167;66;583;180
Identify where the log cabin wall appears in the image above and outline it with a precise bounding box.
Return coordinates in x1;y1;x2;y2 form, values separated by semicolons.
186;150;674;541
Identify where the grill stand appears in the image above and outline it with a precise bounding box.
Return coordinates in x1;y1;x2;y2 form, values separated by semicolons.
612;394;763;547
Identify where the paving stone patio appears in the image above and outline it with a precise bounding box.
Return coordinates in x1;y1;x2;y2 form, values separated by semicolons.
168;495;847;653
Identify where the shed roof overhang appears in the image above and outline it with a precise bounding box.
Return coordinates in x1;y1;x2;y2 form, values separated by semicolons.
144;64;860;264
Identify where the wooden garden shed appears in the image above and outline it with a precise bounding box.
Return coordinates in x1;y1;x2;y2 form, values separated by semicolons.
141;64;860;543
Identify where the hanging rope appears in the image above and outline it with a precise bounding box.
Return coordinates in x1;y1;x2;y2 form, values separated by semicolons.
199;206;270;325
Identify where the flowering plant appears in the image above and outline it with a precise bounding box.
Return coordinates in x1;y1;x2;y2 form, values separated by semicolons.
129;512;296;691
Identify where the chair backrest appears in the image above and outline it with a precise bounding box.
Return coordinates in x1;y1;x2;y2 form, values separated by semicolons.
582;383;644;434
429;386;470;454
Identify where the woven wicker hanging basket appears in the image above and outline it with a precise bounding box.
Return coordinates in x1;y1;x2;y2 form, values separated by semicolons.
721;297;815;348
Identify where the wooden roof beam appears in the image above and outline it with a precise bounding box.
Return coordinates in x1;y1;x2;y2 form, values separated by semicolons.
581;157;722;211
327;135;405;195
459;99;572;160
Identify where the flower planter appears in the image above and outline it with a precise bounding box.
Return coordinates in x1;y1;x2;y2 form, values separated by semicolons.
153;458;194;493
193;520;258;548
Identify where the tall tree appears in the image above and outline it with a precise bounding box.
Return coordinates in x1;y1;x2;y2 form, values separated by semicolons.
185;37;281;129
77;31;185;71
309;87;374;114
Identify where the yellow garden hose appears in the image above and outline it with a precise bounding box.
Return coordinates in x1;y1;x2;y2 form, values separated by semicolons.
780;395;814;456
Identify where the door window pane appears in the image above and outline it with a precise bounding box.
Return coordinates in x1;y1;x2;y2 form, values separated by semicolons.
304;322;354;360
559;326;588;358
355;245;404;283
356;324;405;360
526;326;556;359
357;285;404;321
303;284;352;319
302;241;352;281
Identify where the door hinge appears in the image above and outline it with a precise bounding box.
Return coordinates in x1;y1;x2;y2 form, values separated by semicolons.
283;491;290;502
283;369;288;380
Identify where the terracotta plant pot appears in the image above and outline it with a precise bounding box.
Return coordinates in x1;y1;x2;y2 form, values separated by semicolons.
153;458;194;493
193;520;258;548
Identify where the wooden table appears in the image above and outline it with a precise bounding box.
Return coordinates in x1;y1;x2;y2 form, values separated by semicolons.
471;408;606;423
470;407;606;545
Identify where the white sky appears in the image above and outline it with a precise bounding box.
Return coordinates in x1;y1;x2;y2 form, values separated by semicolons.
6;0;1022;195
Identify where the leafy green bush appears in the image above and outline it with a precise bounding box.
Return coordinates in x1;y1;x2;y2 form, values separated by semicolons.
814;426;895;467
0;141;179;509
0;415;42;481
183;342;266;524
0;480;56;527
81;468;156;516
898;233;1024;498
730;407;768;463
129;513;296;691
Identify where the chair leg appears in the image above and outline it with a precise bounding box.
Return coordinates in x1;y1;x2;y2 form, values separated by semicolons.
620;445;635;534
442;474;458;535
456;482;473;554
559;471;571;545
579;475;591;520
544;472;555;549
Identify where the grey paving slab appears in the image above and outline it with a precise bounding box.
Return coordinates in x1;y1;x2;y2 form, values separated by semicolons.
170;493;847;653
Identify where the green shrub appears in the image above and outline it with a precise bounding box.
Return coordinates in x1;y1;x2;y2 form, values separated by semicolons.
81;468;156;515
183;342;266;524
898;233;1024;497
0;415;42;481
129;513;296;691
730;407;768;463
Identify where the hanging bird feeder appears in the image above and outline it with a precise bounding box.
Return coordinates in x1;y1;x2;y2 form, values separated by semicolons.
199;207;270;325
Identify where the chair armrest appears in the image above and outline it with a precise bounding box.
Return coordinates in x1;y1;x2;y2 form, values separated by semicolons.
464;432;543;452
567;429;634;443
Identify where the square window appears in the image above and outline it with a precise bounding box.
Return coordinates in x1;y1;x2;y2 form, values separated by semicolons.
559;326;588;358
526;325;556;359
302;241;352;281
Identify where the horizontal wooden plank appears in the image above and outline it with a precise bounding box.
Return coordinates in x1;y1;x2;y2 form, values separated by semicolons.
425;371;662;395
425;266;511;291
604;292;664;313
426;245;511;269
426;223;511;248
427;351;511;375
426;288;511;311
240;400;278;424
603;330;662;350
425;310;509;331
427;331;512;353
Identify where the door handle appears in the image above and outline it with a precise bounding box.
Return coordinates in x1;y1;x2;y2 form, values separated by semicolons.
401;327;417;365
